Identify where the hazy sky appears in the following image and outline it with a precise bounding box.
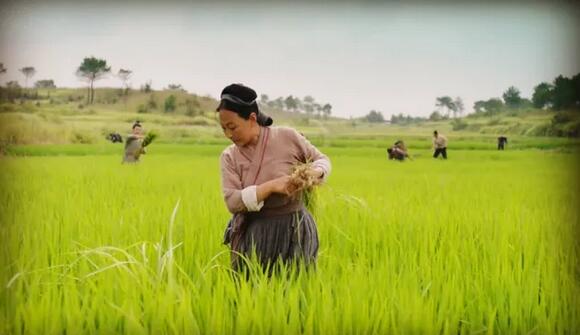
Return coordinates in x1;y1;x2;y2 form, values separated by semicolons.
1;1;578;118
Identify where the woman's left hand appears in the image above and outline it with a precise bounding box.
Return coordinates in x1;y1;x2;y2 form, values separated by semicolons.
306;168;324;185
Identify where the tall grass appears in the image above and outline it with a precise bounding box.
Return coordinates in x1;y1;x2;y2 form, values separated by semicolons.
0;147;578;334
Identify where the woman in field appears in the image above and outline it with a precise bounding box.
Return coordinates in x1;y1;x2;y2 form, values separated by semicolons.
123;121;146;163
387;140;409;161
218;83;331;272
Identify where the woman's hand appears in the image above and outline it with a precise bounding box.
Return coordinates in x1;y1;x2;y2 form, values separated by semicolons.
306;168;324;185
269;175;293;195
256;175;293;203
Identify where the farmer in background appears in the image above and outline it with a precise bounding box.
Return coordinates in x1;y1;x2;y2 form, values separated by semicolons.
218;83;331;273
497;136;508;150
432;130;448;159
123;121;145;163
387;140;409;161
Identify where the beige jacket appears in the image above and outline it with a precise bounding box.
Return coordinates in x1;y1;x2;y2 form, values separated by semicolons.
433;135;448;149
220;126;331;216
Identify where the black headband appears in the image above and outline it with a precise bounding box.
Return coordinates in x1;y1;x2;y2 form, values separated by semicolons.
220;93;256;106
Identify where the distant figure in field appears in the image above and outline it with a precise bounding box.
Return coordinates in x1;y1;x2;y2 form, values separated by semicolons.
387;140;409;161
106;132;123;143
432;130;448;159
123;121;146;163
497;136;508;150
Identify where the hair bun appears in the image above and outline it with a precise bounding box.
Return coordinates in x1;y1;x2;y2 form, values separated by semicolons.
257;113;273;127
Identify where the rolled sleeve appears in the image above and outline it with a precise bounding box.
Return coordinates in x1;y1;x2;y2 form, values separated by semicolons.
241;185;265;212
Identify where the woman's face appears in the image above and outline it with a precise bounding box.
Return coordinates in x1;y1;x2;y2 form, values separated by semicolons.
132;126;143;135
219;109;257;146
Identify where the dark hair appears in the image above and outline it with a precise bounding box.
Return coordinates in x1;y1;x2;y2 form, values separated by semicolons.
132;121;142;129
216;83;273;127
433;130;438;135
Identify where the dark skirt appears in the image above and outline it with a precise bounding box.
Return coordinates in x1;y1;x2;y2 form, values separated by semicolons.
226;208;319;272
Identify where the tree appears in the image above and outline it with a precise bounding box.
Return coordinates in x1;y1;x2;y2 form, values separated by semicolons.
166;83;183;91
260;94;269;105
551;75;576;110
34;79;56;98
573;73;580;109
435;96;454;117
573;73;580;107
294;97;303;113
6;81;20;88
531;82;553;109
117;69;132;108
117;69;132;94
502;86;522;109
322;103;332;119
141;80;152;93
303;95;315;118
313;103;322;118
473;100;486;114
3;81;22;101
284;95;298;112
429;111;443;121
484;98;504;115
34;79;56;89
365;110;385;123
0;63;6;101
19;66;36;88
453;97;464;118
76;57;111;104
273;97;284;110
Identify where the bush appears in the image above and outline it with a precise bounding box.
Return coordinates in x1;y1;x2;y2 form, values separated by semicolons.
0;104;17;113
185;98;201;116
137;104;149;114
552;112;573;125
164;95;177;113
70;131;95;144
487;118;502;126
190;116;214;126
466;123;482;132
147;95;157;110
451;118;468;131
562;120;580;137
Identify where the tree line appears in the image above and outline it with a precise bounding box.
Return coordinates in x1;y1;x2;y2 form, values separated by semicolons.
259;94;333;119
1;57;335;120
472;73;579;116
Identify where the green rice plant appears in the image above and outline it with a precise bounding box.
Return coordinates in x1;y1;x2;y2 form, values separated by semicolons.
0;146;578;334
142;131;158;147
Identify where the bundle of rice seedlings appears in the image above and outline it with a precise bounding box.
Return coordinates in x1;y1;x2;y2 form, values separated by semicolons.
142;131;158;147
288;162;319;212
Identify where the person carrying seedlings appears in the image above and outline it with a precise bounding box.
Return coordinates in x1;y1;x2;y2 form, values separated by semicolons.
218;83;331;273
497;136;508;150
123;121;156;163
432;130;448;159
387;140;409;161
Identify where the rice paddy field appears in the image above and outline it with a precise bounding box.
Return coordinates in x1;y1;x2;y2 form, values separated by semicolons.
1;143;579;334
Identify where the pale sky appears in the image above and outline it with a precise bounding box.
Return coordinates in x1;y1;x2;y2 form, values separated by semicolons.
1;1;578;118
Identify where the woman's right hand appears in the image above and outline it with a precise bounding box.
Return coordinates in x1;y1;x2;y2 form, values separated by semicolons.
256;176;294;204
269;175;293;195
